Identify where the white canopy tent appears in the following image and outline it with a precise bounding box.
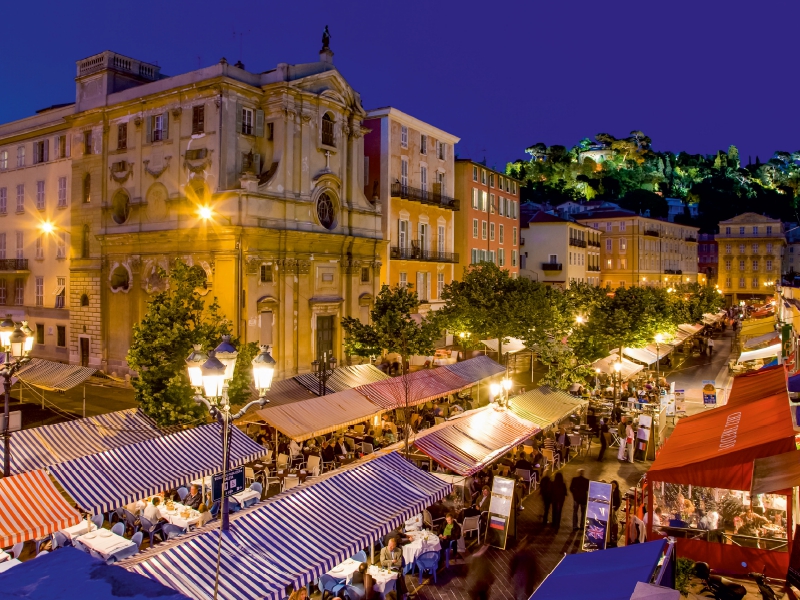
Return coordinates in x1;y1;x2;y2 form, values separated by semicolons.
481;338;527;354
736;343;781;364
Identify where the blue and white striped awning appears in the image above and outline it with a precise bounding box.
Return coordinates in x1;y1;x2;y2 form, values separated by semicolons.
127;453;451;599
49;423;265;515
441;355;505;383
130;531;290;600
0;408;162;475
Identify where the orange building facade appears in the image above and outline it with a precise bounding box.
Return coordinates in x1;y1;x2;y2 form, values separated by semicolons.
453;160;521;278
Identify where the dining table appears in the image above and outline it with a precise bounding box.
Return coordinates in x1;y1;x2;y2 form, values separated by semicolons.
158;502;201;529
402;529;441;572
231;488;261;508
0;550;10;563
0;558;21;573
326;557;363;580
77;529;136;560
63;520;98;540
366;565;398;598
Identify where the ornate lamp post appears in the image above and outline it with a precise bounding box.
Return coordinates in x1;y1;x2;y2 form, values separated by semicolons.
654;333;664;396
185;336;275;531
2;317;35;477
311;351;336;397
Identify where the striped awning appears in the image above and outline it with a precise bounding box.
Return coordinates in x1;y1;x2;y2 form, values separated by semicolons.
0;408;162;475
0;470;81;547
130;530;290;600
592;356;643;380
294;364;389;396
262;378;318;407
128;453;451;599
441;355;505;383
257;389;383;442
508;386;588;430
49;423;265;515
744;331;781;349
678;323;705;336
16;358;96;391
356;368;472;410
414;406;539;475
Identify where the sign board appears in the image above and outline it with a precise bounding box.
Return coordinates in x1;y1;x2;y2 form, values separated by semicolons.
1;410;21;433
702;381;717;406
782;324;793;359
485;476;515;550
674;390;685;413
582;480;612;552
211;466;245;502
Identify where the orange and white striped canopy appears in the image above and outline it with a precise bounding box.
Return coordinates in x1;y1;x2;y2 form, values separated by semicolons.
0;469;81;547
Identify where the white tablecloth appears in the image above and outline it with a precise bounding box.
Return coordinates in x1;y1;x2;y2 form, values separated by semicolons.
231;489;260;506
0;559;21;573
367;565;398;596
326;558;363;581
78;531;135;559
158;502;201;529
63;520;97;539
402;530;441;566
0;550;10;563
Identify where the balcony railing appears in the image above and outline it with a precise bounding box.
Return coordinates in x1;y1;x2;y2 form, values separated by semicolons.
685;236;697;243
644;230;660;237
569;238;587;248
542;262;563;271
588;240;601;247
390;246;459;263
663;269;683;275
391;183;460;211
587;265;600;272
0;259;29;271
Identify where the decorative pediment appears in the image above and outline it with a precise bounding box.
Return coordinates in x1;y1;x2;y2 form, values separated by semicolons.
143;156;172;179
312;171;342;191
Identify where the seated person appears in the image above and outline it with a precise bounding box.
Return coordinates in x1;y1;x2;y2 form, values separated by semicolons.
500;452;515;468
363;430;375;447
335;437;349;457
380;536;405;568
382;528;410;547
350;563;369;600
183;484;203;509
143;497;166;524
432;403;444;417
277;438;290;456
737;507;769;538
514;453;534;474
438;513;462;561
450;403;465;415
465;486;491;518
288;439;303;461
196;503;212;527
321;440;337;464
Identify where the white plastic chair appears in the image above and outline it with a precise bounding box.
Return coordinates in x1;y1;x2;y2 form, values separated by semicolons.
361;442;374;455
276;453;289;470
245;467;256;487
283;475;299;491
354;424;365;435
542;448;560;472
515;468;536;493
461;515;481;546
306;455;321;476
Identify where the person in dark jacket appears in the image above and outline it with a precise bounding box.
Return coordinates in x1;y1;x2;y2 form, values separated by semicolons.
438;513;462;562
321;440;336;464
597;420;609;461
570;469;590;531
551;473;567;529
509;542;540;600
610;480;622;544
540;474;553;525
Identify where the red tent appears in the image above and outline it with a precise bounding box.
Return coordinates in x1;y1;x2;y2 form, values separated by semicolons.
725;364;787;408
648;392;795;491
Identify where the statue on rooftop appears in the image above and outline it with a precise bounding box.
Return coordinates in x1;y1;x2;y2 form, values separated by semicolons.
321;25;331;50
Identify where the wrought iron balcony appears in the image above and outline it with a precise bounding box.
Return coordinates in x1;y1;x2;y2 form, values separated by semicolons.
644;230;660;237
0;259;29;271
390;246;459;263
685;236;697;243
541;262;563;271
569;238;587;248
663;269;683;275
391;183;460;211
588;240;601;247
587;265;600;272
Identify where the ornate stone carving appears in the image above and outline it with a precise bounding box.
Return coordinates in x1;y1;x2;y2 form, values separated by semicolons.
109;162;134;184
133;116;142;128
341;259;361;274
171;107;182;119
372;261;382;272
245;256;261;275
300;114;312;124
143;156;171;179
297;260;311;274
184;156;212;174
276;258;297;271
141;258;169;294
128;255;142;275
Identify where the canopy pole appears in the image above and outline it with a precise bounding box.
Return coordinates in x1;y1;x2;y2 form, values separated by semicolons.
83;384;86;418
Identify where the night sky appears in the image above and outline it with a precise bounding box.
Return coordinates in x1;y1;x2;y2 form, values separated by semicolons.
2;0;798;168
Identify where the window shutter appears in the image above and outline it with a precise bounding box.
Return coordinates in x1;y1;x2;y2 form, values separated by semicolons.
146;116;152;144
162;112;169;140
417;272;423;295
255;109;264;137
65;134;70;157
235;102;243;134
253;153;261;175
43;139;49;162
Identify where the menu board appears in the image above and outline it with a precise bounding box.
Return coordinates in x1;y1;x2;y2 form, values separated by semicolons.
582;481;612;552
486;476;515;550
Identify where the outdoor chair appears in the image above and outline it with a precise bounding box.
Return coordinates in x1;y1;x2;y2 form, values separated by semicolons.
262;450;273;464
319;574;346;600
320;455;335;473
360;442;374;455
461;515;481;546
250;482;263;496
111;522;125;536
245;467;258;487
515;468;536;494
210;501;220;518
35;534;52;554
110;507;125;525
161;524;185;541
276;453;290;470
306;455;321;476
283;476;300;491
110;543;139;563
10;542;24;559
52;531;70;550
228;497;242;513
422;509;445;532
138;515;164;547
91;514;104;530
72;540;87;553
415;551;440;584
354;424;365;435
176;487;189;501
542;448;560;472
123;509;139;536
131;532;144;549
342;584;365;600
35;550;49;559
351;550;367;563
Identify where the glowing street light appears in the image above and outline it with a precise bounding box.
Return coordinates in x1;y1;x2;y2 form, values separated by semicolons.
39;221;55;234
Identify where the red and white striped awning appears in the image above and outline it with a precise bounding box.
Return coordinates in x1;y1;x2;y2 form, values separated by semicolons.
356;368;472;410
0;470;81;547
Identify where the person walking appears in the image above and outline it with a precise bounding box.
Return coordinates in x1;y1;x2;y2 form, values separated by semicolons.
551;472;567;529
509;543;539;600
569;469;589;531
539;473;553;525
625;420;635;464
597;420;609;461
609;480;622;545
707;337;714;356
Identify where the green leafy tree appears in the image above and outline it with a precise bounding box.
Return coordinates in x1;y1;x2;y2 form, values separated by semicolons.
341;284;440;455
127;262;233;426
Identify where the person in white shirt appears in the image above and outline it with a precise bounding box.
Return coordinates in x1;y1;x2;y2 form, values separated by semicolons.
143;497;163;524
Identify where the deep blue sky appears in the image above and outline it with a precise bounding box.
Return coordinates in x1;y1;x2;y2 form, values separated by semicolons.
2;0;798;169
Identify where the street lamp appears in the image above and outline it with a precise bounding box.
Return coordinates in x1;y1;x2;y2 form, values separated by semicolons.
613;360;622;407
654;333;664;396
595;368;601;390
1;317;34;476
185;339;275;531
311;351;337;397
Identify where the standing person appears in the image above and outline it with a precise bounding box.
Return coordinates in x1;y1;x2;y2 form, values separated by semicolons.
509;543;539;600
707;337;714;356
551;472;567;529
466;553;495;600
540;474;553;525
616;417;628;461
569;469;589;531
625;420;635;463
609;480;622;545
597;419;609;462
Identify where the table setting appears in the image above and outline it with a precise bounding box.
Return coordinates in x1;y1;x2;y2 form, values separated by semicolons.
367;565;398;597
158;501;201;529
0;558;21;573
326;557;363;581
402;529;441;570
63;520;98;540
77;528;135;559
231;488;261;508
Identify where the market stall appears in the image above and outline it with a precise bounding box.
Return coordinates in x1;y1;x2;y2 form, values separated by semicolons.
508;386;588;431
646;390;796;576
592;356;643;380
726;365;787;408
